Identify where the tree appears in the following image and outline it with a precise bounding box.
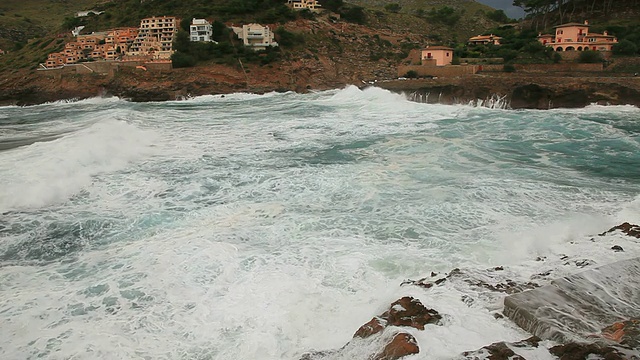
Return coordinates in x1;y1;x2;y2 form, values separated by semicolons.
322;0;344;13
341;6;366;24
173;30;190;53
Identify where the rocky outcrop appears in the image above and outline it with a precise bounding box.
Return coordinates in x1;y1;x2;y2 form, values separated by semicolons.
379;75;640;109
599;222;640;238
460;336;541;360
354;296;441;338
301;296;440;360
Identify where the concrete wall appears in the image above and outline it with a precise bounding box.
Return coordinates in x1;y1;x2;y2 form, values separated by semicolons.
38;60;172;76
398;64;478;78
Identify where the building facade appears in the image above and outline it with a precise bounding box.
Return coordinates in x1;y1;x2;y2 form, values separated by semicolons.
232;24;278;51
286;0;321;10
537;20;618;51
190;18;215;42
128;16;178;59
421;46;454;66
44;27;139;68
468;34;502;45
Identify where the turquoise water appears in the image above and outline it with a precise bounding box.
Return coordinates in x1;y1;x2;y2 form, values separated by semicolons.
0;87;639;359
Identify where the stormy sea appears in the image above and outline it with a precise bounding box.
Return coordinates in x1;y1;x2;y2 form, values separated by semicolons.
0;86;639;359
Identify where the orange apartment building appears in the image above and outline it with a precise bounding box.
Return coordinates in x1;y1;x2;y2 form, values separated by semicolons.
127;16;178;60
45;28;138;68
538;20;618;51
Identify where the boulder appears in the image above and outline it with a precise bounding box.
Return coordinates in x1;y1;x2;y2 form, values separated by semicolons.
354;296;441;338
374;332;419;360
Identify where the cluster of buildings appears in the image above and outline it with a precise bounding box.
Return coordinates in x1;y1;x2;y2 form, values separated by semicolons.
43;15;281;68
286;0;321;11
45;16;177;68
537;20;618;51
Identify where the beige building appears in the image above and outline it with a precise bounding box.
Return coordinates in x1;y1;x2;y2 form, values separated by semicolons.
468;34;502;45
232;24;278;51
128;16;178;59
421;46;454;66
286;0;321;11
538;20;618;51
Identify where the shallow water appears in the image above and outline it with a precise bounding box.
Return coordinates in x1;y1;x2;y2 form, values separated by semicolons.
1;87;639;359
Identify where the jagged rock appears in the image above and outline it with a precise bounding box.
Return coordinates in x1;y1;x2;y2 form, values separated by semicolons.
599;222;640;238
354;317;387;338
374;332;419;360
402;267;539;295
354;297;441;338
548;342;627;359
460;337;540;360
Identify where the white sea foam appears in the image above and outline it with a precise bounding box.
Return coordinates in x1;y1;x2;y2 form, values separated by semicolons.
0;90;639;360
0;119;157;212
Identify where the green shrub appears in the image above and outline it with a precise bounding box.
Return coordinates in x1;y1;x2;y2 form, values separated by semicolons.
171;52;197;68
578;50;603;63
384;3;401;13
405;70;418;78
503;64;515;72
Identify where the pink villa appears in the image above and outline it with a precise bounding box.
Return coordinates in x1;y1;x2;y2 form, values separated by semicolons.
538;20;618;51
421;46;453;66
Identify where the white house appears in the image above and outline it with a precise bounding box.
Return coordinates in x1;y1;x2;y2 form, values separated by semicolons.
76;10;104;17
286;0;321;11
232;24;278;51
190;18;216;42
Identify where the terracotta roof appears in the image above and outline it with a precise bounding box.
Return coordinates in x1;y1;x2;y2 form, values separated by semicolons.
424;46;453;50
554;22;589;28
469;35;502;41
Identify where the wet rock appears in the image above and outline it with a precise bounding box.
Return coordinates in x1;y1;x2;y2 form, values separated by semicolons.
599;222;640;238
354;317;386;338
460;337;540;359
374;332;419;360
611;245;624;252
600;319;640;350
548;342;627;359
354;297;441;338
403;267;539;295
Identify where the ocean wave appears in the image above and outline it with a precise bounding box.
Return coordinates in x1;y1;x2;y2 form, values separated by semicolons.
0;119;158;212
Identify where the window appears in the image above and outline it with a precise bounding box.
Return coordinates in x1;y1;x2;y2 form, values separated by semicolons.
446;52;450;56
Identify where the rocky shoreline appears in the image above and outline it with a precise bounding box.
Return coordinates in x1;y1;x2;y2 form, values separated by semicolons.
1;66;639;109
298;223;640;360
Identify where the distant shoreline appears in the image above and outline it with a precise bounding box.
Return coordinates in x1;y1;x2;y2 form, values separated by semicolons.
1;68;639;109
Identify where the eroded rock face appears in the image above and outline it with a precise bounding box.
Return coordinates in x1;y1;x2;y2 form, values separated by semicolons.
354;296;441;338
